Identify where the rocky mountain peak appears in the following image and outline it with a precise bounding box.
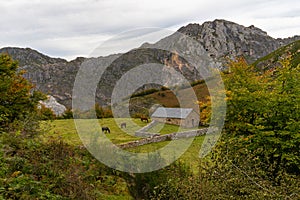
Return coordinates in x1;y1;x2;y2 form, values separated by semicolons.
0;47;66;67
177;19;276;64
179;19;268;37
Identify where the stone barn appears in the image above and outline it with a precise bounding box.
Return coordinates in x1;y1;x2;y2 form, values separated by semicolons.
151;107;199;128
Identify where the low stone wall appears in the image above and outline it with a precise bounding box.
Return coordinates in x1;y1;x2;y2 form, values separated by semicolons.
135;131;160;138
135;121;159;138
118;128;210;149
171;128;208;139
118;134;171;149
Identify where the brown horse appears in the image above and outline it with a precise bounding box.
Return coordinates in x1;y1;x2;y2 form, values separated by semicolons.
120;122;126;128
140;117;149;123
102;127;110;133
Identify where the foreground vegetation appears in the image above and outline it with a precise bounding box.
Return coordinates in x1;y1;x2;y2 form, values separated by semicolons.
0;132;133;199
1;51;299;199
44;119;205;169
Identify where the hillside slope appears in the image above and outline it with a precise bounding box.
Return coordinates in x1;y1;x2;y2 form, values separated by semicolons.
253;40;300;70
0;19;299;108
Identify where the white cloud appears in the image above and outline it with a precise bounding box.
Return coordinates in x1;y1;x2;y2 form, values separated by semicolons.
0;0;299;59
91;28;174;57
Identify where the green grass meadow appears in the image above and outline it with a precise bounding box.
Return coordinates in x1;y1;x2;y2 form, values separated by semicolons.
42;118;206;170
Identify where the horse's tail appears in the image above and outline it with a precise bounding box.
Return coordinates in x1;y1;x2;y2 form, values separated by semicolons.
108;128;110;133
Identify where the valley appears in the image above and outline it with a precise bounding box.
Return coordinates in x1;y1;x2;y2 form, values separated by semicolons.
0;19;299;199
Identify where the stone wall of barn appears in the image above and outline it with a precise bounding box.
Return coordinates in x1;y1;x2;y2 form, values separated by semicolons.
152;117;182;126
182;111;199;128
152;112;199;128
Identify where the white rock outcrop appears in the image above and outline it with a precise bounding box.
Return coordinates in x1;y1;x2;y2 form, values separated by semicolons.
39;95;66;116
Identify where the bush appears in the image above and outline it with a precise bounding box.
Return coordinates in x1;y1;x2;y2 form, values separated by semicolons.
160;86;170;91
130;88;159;98
191;79;205;87
0;54;45;135
37;104;56;120
124;161;208;199
61;108;73;119
0;132;129;199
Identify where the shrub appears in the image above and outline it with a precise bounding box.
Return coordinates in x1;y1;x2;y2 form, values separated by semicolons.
0;54;45;135
37;104;56;120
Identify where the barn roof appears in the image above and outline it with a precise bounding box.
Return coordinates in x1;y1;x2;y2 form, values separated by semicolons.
151;107;194;119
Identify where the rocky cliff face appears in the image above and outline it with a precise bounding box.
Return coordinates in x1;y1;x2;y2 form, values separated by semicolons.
1;19;299;108
177;19;299;67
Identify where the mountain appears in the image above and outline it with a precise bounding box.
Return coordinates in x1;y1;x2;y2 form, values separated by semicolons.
253;40;300;70
1;19;299;109
0;47;66;66
177;19;300;66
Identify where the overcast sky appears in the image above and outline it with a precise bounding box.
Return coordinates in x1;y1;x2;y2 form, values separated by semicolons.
1;0;299;60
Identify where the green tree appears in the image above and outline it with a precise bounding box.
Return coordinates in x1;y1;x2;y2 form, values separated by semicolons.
95;103;104;119
95;103;113;118
0;54;45;133
222;56;300;183
193;57;300;198
61;108;73;119
37;104;56;120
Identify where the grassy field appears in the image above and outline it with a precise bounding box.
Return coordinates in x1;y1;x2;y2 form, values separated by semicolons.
42;118;147;145
147;122;200;134
43;119;206;170
127;136;205;170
